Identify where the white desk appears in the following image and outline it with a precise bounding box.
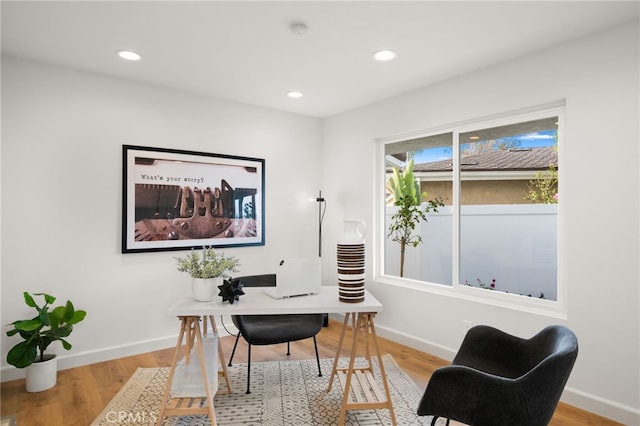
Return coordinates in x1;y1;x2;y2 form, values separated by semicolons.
159;286;396;426
167;285;380;316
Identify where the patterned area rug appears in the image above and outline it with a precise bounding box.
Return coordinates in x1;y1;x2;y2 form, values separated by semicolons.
91;354;442;425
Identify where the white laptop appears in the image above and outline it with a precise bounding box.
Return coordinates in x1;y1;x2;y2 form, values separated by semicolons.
263;257;321;299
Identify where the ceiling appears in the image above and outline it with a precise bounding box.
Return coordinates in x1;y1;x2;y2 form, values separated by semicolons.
2;1;638;118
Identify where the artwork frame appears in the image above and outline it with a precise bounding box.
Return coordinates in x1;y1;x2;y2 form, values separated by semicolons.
122;145;265;253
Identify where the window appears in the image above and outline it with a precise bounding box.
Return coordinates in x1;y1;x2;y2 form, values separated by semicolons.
378;107;561;308
384;132;453;283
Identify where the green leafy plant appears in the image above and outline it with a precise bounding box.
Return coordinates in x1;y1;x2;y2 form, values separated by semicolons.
6;292;87;368
175;246;240;279
387;157;444;277
525;164;558;204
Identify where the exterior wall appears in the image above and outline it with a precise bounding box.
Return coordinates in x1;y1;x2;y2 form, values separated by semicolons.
420;180;557;205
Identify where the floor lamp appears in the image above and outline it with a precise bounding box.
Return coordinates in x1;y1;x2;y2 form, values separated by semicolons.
316;190;326;257
316;190;328;326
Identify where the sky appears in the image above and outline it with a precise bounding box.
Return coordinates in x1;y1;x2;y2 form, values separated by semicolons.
414;130;557;164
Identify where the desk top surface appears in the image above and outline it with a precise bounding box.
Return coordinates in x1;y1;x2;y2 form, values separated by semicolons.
168;286;382;316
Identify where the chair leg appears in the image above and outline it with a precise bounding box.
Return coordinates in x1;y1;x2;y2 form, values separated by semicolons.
287;341;291;356
228;332;241;366
313;335;322;377
246;343;252;394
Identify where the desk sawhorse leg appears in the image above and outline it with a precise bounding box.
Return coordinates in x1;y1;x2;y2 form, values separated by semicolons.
327;312;397;426
157;315;231;426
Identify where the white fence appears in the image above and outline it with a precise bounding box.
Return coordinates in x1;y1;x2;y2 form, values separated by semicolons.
385;204;558;300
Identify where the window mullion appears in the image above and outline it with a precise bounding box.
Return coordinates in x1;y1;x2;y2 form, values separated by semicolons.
452;131;461;287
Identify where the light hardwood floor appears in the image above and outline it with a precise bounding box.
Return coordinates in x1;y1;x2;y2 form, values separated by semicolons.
1;318;620;426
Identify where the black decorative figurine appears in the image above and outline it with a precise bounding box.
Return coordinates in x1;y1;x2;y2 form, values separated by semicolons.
218;278;245;304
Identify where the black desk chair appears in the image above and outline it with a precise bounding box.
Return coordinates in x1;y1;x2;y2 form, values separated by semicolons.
227;274;324;394
417;324;578;426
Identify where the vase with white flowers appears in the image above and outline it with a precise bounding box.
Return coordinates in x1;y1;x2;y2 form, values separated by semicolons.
175;246;240;302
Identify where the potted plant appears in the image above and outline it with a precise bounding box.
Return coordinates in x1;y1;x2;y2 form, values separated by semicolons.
387;157;444;277
175;246;240;302
5;292;87;392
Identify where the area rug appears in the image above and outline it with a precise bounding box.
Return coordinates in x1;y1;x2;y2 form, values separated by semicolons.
91;354;442;425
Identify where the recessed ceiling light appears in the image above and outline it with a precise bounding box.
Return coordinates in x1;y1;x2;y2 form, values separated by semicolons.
290;22;308;36
287;91;304;99
116;50;142;61
469;136;480;140
372;50;397;61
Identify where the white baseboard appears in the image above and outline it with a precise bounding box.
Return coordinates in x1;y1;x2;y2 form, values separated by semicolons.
561;385;640;425
327;312;457;361
1;335;177;383
373;322;457;362
0;317;240;384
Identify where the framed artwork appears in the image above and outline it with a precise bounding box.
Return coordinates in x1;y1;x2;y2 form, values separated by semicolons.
122;145;265;253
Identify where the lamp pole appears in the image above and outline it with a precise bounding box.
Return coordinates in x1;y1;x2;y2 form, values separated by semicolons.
316;190;325;257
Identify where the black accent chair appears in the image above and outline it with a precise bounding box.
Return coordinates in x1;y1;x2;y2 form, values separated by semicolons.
227;274;324;394
417;324;578;426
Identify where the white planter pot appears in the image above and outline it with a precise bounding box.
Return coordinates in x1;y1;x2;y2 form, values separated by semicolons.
192;277;222;302
26;354;57;392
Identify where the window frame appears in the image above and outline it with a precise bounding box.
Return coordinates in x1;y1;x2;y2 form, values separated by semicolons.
374;104;566;318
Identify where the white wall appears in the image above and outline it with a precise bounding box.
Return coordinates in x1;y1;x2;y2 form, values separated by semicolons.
322;22;639;424
1;56;322;378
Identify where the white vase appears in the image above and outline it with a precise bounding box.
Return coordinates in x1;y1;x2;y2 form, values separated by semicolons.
192;277;221;302
337;219;366;303
26;354;57;392
338;219;366;245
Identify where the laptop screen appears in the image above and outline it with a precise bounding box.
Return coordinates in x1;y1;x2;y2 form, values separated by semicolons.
275;257;321;298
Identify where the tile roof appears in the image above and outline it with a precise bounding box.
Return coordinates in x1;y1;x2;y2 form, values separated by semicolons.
413;146;557;172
